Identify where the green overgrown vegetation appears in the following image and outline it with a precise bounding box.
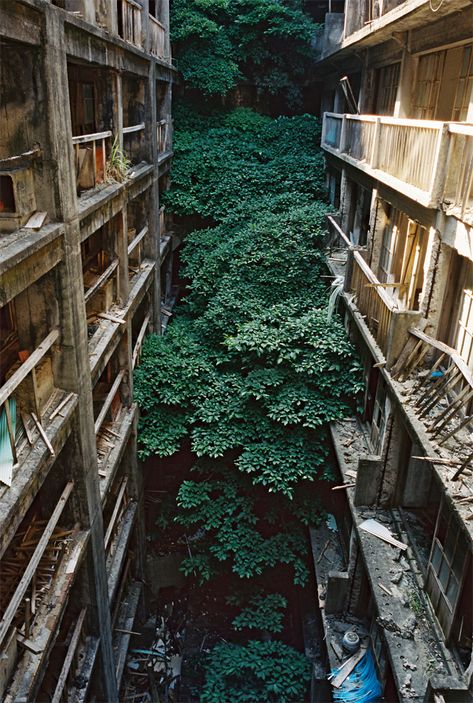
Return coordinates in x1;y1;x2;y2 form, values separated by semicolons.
135;107;361;701
171;0;319;105
134;3;360;700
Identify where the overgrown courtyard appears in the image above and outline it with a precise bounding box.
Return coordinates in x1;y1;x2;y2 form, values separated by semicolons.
134;105;362;700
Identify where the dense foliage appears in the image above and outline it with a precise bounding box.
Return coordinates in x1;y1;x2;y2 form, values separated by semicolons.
201;640;312;703
175;461;323;585
135;107;360;699
171;0;319;103
135;109;361;495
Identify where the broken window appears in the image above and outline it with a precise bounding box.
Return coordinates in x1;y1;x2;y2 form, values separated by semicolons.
454;262;473;369
374;62;400;116
378;206;428;310
0;176;15;213
453;45;473;121
413;43;473;121
426;497;469;638
441;254;473;370
370;376;389;454
413;51;445;119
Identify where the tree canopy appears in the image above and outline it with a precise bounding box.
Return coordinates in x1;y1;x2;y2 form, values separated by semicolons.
171;0;319;102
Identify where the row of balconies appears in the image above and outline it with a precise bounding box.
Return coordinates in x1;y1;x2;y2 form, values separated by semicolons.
325;215;473;461
322;113;473;222
54;0;170;62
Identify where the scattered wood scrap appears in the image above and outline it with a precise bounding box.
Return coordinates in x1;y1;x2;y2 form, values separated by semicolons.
24;212;47;230
359;519;407;551
378;583;393;596
330;646;367;688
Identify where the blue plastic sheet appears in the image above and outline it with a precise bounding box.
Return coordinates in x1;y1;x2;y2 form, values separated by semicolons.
329;649;382;703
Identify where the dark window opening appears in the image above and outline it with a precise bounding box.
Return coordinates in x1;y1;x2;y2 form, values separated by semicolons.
0;176;15;213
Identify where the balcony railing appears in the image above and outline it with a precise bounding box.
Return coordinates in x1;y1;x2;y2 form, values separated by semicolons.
157;118;171;154
322;114;473;218
351;251;396;354
118;0;142;47
0;482;74;651
0;330;59;487
123;122;145;165
72;130;112;191
149;14;165;59
50;607;87;703
394;329;473;470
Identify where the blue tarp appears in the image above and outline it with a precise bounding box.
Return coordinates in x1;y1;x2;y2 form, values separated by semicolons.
329;649;382;703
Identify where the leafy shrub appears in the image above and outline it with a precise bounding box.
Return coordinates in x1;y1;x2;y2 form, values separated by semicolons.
201;640;312;703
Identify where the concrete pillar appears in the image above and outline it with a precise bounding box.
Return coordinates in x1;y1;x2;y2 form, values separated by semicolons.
145;60;162;333
354;456;383;506
114;71;124;148
325;571;350;614
117;208;130;304
42;8;118;700
395;47;417;118
386;309;422;367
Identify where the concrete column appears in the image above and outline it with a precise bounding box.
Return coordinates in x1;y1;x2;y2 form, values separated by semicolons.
112;71;123;148
395;47;417;118
146;60;162;333
42;8;118;700
358;52;374;113
354;456;383;506
117;208;130;304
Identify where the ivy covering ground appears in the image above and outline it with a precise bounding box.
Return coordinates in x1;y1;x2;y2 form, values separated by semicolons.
134;105;361;701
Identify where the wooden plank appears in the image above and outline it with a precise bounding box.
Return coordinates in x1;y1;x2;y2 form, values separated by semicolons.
72;130;112;145
326;216;352;249
359;519;407;550
132;314;151;369
24;212;47;230
0;330;59;407
330;646;367;688
97;312;126;325
84;260;118;303
49;393;75;421
0;481;74;649
331;483;356;490
353;251;395;311
104;477;128;550
127;226;148;255
451;452;473;481
51;608;87;703
94;370;125;435
4;399;18;466
123;123;145;134
409;328;473;388
16;632;44;655
438;414;473;446
21;413;34;445
31;413;55;456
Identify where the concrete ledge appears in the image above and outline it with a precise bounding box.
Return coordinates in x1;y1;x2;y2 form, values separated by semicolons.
99;405;137;503
68;636;100;703
78;164;154;225
113;581;143;689
107;501;138;604
0;391;79;560
4;530;90;702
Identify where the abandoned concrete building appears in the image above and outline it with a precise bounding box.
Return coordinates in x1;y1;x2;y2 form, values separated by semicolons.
311;0;473;700
0;0;175;699
1;0;473;701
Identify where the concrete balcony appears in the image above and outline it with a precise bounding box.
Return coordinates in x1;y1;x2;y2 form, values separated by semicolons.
149;14;166;59
324;217;473;476
325;216;421;363
322;114;473;222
